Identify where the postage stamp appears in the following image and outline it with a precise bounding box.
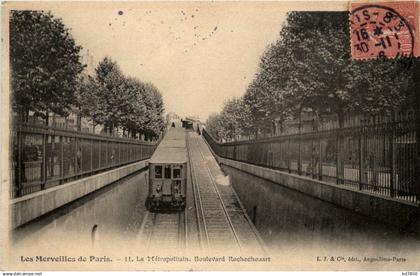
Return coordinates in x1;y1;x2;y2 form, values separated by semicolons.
350;1;419;59
3;1;420;272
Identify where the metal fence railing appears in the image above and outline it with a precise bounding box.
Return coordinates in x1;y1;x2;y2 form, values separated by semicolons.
203;111;419;204
10;123;159;198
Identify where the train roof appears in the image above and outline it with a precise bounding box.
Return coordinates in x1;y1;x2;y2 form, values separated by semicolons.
149;127;187;164
158;139;186;148
150;147;187;164
162;127;186;140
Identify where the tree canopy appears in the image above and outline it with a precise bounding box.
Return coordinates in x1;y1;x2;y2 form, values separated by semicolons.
10;10;84;119
76;57;165;139
207;11;416;140
10;10;165;139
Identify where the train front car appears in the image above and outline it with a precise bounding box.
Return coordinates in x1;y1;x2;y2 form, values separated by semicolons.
146;128;187;212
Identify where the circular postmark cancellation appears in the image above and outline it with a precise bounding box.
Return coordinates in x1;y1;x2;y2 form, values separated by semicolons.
350;2;419;59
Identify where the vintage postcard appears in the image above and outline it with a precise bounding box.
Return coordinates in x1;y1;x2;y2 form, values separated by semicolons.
1;0;420;272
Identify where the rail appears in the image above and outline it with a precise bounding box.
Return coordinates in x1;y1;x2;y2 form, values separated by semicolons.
187;133;242;251
186;134;209;249
203;111;419;204
11;123;159;198
144;212;186;251
194;136;242;250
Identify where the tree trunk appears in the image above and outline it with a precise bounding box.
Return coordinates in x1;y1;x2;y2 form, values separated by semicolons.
272;120;276;136
21;108;30;123
77;112;82;131
52;113;56;127
45;110;49;126
19;109;28;123
278;117;284;134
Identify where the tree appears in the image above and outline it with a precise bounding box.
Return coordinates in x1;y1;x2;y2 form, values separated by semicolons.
141;83;165;139
10;11;84;122
93;57;127;134
75;75;107;131
278;12;353;125
278;12;414;123
245;41;292;136
242;80;276;137
78;57;165;138
212;11;416;143
120;77;147;137
206;113;224;141
219;98;246;141
347;58;414;115
205;98;252;141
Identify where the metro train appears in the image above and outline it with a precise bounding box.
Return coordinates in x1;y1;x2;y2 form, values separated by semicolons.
145;127;187;212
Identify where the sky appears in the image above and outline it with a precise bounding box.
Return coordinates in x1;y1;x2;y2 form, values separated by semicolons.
7;1;348;121
42;2;292;121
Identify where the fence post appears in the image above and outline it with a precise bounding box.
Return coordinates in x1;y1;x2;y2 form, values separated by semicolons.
75;139;80;174
90;139;93;172
105;141;108;167
118;142;121;165
389;130;395;197
416;106;420;204
60;136;64;179
298;137;302;176
318;133;322;181
99;141;102;169
51;135;56;179
141;144;144;160
287;138;291;173
311;119;316;179
42;133;47;190
336;131;340;184
311;134;315;179
358;134;364;190
17;131;22;197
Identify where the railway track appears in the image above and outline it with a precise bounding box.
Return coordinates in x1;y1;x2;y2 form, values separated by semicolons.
197;135;267;252
137;210;186;251
187;132;265;253
137;131;265;253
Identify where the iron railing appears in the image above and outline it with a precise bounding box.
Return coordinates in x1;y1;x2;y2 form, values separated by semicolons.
203;111;419;203
11;123;159;198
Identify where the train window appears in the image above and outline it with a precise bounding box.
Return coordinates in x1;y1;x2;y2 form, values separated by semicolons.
164;165;171;179
173;165;182;178
154;165;162;179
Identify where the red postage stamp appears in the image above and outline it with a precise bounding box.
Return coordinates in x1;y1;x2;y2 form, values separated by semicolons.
350;1;419;59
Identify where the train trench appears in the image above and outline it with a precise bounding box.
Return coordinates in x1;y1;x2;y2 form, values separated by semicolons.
11;129;265;257
135;131;265;254
12;127;418;264
11;168;151;252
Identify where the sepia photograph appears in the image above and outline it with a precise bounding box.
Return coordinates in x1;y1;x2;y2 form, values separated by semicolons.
1;0;420;272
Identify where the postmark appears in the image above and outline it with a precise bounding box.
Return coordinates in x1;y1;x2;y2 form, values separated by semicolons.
350;1;419;59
